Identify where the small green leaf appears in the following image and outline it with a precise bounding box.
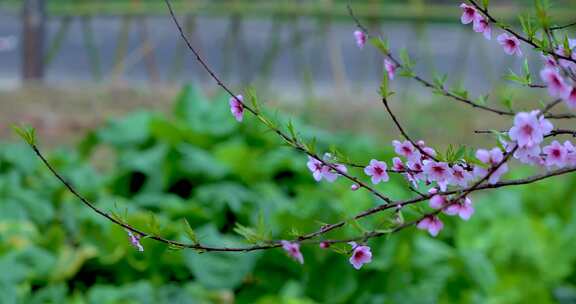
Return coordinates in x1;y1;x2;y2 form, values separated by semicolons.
245;86;260;112
379;72;394;98
147;213;161;236
183;219;199;245
368;37;389;54
501;95;514;112
12;125;36;146
475;94;489;105
432;72;448;88
399;48;413;68
505;69;527;85
287;119;297;141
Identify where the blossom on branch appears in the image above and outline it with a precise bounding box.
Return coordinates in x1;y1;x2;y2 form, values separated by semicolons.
509;111;552;148
474;148;508;184
364;159;390;184
348;242;372;270
473;15;491;40
543;141;568;168
417;216;444;237
393;140;421;162
306;155;347;183
450;164;473;187
422;160;453;191
354;30;366;49
444;197;474;220
126;230;144;252
459;3;478;25
229;95;244;122
540;68;570;98
565;87;576;109
497;33;522;57
281;241;304;264
429;194;448;209
384;59;397;80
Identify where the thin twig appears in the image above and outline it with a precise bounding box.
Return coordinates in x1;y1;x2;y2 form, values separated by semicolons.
381;97;439;161
550;21;576;31
468;0;576;65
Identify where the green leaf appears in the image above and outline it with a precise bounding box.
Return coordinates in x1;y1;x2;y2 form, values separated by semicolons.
399;48;413;68
501;95;514;112
233;223;267;244
183;219;199;245
504;69;527;85
147;213;162;236
12;125;36;146
368;37;389;54
475;94;489;105
245;86;260;113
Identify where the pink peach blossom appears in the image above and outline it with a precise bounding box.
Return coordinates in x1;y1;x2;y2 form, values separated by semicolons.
459;3;478;25
126;230;144;252
513;144;543;165
306;156;347;182
444;197;474;220
422;160;453;191
565;87;576;109
429;194;448;209
417;140;437;159
543;140;568;168
322;163;348;182
392;157;405;171
474;148;508;184
348;242;372;270
540;68;570;98
417;216;444;237
384;59;397;80
393;140;421;161
364;159;389;184
229;95;244;122
281;241;304;264
354;30;366;49
509;111;553;148
473;15;491;40
450;164;473;187
497;33;522;57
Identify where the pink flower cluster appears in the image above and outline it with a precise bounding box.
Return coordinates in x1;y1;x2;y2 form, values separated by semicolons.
460;4;523;56
416;194;474;236
459;4;491;40
389;140;478;191
506;111;576;169
539;39;576;109
306;153;348;182
281;240;373;270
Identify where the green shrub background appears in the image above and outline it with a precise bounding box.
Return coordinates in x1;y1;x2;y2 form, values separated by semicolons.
2;86;576;303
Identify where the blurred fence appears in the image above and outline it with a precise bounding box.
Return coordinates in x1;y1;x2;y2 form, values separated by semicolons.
2;0;576;94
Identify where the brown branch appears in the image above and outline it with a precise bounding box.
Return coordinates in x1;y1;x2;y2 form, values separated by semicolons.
347;3;517;118
550;21;576;31
347;2;574;120
381;97;439;161
468;0;576;65
29;0;576;255
163;0;393;205
475;128;576;138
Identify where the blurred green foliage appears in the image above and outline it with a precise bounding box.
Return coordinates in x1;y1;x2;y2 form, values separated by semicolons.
2;86;576;303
